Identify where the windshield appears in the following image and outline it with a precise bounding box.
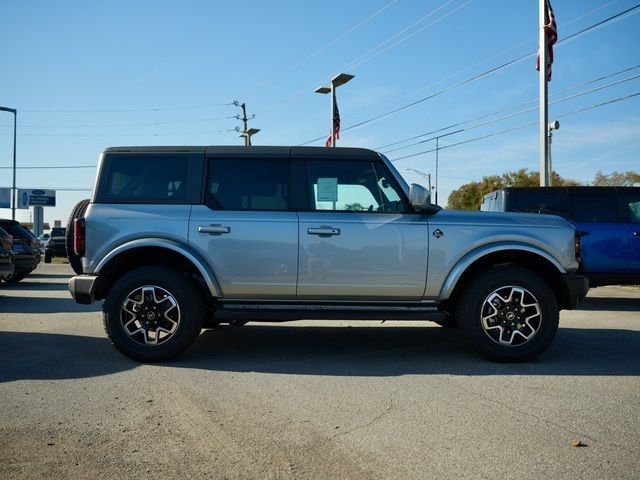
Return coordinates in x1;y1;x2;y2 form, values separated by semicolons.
51;227;66;237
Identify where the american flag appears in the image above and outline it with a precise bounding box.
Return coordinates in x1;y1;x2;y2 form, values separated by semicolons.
536;0;558;81
325;95;340;147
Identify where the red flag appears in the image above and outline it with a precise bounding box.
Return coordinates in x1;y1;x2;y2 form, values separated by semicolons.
536;0;558;81
325;95;341;147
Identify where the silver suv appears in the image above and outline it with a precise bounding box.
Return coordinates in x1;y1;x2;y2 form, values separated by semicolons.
69;146;588;362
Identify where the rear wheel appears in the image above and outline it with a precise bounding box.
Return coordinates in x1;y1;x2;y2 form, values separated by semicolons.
66;199;90;275
456;266;559;362
103;266;204;362
44;252;52;263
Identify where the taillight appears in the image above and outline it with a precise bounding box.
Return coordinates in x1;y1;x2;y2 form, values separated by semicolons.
74;218;85;256
574;231;583;266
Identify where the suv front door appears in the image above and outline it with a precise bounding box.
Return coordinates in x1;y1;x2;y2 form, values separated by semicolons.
296;158;428;300
189;155;298;299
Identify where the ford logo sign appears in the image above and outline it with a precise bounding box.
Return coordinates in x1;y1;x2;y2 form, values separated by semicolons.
32;189;46;195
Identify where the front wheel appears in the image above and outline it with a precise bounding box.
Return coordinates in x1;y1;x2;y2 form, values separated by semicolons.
456;266;559;362
103;266;204;362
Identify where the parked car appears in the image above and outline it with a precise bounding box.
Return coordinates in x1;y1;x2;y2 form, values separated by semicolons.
44;227;67;263
38;233;50;254
0;219;40;282
69;146;587;363
481;186;640;286
0;226;15;281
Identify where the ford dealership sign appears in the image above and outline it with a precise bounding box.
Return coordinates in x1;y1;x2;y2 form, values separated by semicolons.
17;189;56;208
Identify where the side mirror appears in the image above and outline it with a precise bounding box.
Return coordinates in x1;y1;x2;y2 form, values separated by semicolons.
409;183;431;211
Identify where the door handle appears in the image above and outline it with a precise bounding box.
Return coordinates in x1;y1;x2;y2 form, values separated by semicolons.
198;225;230;235
307;227;340;237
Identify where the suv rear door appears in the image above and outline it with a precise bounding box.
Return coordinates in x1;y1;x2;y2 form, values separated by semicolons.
295;155;428;300
569;191;628;272
621;191;640;271
189;150;298;299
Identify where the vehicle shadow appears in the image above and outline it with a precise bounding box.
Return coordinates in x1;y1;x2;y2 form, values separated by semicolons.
175;323;640;377
574;296;639;312
0;296;100;314
26;273;72;279
0;331;136;383
1;281;70;292
2;323;639;382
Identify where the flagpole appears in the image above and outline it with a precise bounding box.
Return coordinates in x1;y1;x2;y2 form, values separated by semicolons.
330;84;336;148
539;0;550;186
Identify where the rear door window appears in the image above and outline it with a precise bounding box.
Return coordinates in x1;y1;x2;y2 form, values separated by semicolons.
107;155;187;201
206;158;290;211
621;193;640;223
569;192;620;223
508;189;568;217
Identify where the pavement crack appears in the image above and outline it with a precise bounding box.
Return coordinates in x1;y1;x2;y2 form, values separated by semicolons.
333;386;406;439
447;379;635;454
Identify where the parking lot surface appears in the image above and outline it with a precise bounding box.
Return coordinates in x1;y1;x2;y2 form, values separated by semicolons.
1;263;639;479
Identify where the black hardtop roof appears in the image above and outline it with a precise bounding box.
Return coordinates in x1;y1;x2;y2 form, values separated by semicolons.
102;145;381;160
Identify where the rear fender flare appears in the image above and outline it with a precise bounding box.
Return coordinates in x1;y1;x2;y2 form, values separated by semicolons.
95;238;222;298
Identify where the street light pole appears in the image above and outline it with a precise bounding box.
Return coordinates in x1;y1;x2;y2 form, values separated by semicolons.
0;106;17;220
314;73;355;147
406;168;432;191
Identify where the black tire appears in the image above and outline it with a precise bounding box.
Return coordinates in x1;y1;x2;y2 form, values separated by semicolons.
103;266;204;362
66;199;90;275
6;272;28;283
44;252;52;263
456;266;559;362
434;317;457;329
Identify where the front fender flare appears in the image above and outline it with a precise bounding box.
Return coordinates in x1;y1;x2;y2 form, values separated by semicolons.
95;238;222;298
438;242;566;300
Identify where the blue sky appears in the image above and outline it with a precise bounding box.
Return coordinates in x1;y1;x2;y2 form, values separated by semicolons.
1;0;639;226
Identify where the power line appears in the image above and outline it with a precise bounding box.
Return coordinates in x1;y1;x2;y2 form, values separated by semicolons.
258;0;466;114
377;64;640;150
389;90;640;162
6;90;638;173
0;115;234;129
342;0;466;70
390;0;620;105
273;0;399;77
21;103;229;114
299;3;640;146
381;72;640;154
0;165;95;169
0;131;230;137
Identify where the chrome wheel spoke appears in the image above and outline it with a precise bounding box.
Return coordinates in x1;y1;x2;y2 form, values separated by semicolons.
119;284;181;346
481;285;542;347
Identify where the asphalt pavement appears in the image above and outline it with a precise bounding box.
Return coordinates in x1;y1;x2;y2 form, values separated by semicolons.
1;263;639;479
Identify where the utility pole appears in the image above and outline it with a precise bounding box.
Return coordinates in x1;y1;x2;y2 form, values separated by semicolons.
0;106;17;220
232;101;260;146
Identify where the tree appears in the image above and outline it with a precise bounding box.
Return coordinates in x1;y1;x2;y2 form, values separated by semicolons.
447;169;578;210
592;170;640;186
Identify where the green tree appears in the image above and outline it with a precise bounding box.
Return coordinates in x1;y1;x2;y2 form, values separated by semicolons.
592;170;640;186
446;169;578;210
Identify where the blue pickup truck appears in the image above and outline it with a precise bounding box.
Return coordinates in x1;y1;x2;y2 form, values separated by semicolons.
481;186;640;286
